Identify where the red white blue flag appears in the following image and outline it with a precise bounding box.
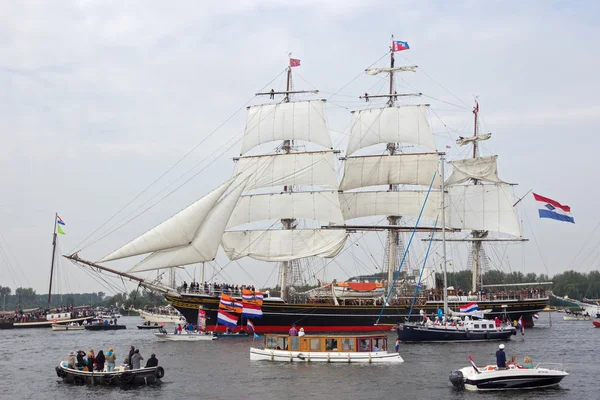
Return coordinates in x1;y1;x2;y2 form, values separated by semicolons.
217;310;238;329
469;356;480;373
242;302;263;319
56;215;66;225
247;320;255;332
533;193;574;223
459;302;478;313
392;41;410;52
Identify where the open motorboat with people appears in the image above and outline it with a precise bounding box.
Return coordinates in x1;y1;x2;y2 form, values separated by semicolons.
450;357;568;391
52;322;84;331
84;318;127;331
137;321;164;330
154;328;216;341
56;361;164;387
250;333;403;363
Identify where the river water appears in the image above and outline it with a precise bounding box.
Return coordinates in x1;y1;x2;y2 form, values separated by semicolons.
0;312;594;400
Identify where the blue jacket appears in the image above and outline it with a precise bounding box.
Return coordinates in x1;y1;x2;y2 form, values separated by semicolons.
496;349;506;368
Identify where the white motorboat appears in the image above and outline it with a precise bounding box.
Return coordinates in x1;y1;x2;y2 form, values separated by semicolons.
563;315;591;321
450;362;568;391
52;323;84;331
250;334;403;363
139;309;186;324
154;330;216;341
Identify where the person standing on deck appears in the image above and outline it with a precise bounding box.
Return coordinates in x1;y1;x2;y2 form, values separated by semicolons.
289;324;298;336
496;344;507;369
128;345;135;370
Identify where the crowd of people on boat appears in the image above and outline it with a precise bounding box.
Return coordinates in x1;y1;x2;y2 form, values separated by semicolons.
143;305;180;316
66;345;159;372
179;281;262;297
424;287;547;302
416;308;516;329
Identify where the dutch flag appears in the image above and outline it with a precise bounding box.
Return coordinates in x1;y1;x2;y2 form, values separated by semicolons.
533;313;540;320
460;302;478;313
217;310;238;329
533;193;574;223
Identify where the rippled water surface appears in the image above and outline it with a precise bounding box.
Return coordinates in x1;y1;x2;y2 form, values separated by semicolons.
0;313;595;399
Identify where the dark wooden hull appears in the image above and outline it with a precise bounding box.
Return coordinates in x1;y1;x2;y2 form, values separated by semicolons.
56;364;163;387
398;324;516;342
84;324;127;331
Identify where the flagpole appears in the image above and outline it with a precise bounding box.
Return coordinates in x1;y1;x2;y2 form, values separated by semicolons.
47;213;58;309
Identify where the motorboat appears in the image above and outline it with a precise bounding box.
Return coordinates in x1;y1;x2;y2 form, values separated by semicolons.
593;320;600;328
450;362;568;391
154;329;216;341
250;333;403;363
52;323;84;331
138;309;186;324
56;362;164;387
399;318;516;342
563;314;591;321
84;319;126;331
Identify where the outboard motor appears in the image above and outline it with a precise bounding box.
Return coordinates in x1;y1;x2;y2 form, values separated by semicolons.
449;370;464;389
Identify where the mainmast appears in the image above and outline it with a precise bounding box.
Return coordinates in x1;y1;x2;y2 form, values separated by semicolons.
470;99;487;294
47;213;58;309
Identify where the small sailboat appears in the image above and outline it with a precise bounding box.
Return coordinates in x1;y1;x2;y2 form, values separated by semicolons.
250;333;403;363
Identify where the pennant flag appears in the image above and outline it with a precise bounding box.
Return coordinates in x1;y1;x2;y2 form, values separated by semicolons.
533;313;540;320
242;302;263;319
219;294;242;313
469;356;480;373
217;310;238;329
254;333;260;339
459;302;478;313
392;41;410;52
56;215;66;225
533;193;574;223
290;58;301;67
247;320;255;332
57;225;66;235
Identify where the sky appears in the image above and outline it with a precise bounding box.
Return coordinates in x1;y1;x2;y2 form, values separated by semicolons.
1;0;599;297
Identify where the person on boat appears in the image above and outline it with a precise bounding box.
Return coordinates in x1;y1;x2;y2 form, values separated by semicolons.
177;324;183;334
95;350;106;371
506;355;517;367
494;317;501;328
67;351;76;369
270;88;275;99
522;355;534;369
437;307;443;320
87;349;95;372
419;309;424;321
145;353;159;368
76;350;86;370
433;317;440;326
187;323;194;334
128;346;135;369
298;327;305;337
105;347;116;372
225;327;232;334
131;349;144;370
289;324;298;336
496;344;507;369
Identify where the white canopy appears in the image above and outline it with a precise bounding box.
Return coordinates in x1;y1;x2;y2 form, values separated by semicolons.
445;156;508;186
346;105;436;155
240;100;332;154
227;191;344;228
221;229;348;262
127;182;246;272
339;191;440;221
99;178;234;263
340;154;440;191
447;184;521;237
234;151;338;191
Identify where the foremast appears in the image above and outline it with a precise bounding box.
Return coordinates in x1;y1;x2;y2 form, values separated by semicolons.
47;213;59;309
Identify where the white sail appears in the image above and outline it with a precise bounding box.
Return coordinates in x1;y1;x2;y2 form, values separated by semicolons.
456;133;491;146
346;105;436;155
339;191;440;221
128;182;245;272
447;184;521;237
221;229;348;262
339;154;440;191
99;178;234;263
240;100;332;154
365;66;417;75
234;151;338;190
227;191;344;228
445;156;508;186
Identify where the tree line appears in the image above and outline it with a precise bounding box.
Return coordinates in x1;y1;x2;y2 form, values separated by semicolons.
0;286;166;311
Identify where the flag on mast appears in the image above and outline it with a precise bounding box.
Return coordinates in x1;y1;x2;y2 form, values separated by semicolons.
57;225;66;235
392;41;410;52
56;215;65;225
290;58;301;67
533;193;574;223
217;310;238;329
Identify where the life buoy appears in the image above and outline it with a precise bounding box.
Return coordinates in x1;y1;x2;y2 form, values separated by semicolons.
155;366;165;379
120;372;134;384
73;375;85;385
102;374;113;384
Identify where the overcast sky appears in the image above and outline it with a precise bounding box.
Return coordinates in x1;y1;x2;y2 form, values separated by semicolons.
1;0;599;297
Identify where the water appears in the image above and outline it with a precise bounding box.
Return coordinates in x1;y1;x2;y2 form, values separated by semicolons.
0;313;594;400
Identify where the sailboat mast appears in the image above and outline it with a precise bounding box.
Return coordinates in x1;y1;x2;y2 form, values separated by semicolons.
470;99;485;294
385;40;399;295
441;156;448;315
280;64;293;301
47;213;58;309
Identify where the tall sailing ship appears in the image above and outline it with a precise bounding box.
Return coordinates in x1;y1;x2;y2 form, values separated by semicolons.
67;43;548;332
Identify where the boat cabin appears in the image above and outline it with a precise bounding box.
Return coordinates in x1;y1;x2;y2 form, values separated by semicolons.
264;334;387;352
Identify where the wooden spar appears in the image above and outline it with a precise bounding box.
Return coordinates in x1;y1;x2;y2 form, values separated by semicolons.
322;225;460;233
513;189;532;208
233;149;339;161
255;90;318;96
343;151;441;159
63;253;180;296
47;213;58;309
426;237;529;242
359;93;422;99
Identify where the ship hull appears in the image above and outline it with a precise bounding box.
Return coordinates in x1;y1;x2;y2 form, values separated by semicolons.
166;294;547;333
